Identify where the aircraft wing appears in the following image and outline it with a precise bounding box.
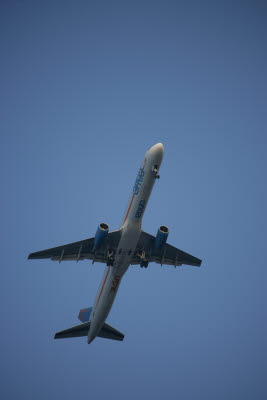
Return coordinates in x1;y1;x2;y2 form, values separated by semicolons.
28;229;201;267
131;231;202;267
28;230;122;263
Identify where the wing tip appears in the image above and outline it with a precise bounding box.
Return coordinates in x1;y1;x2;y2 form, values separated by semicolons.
28;253;42;260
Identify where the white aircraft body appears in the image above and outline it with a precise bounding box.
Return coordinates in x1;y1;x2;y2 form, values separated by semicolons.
29;143;201;343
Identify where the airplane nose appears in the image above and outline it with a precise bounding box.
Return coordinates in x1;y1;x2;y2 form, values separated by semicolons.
148;142;164;163
154;142;164;157
148;142;164;157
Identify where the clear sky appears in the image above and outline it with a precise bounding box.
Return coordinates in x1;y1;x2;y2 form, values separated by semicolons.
1;1;266;399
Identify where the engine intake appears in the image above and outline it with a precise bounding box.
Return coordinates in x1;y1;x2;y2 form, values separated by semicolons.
94;223;109;248
155;225;169;248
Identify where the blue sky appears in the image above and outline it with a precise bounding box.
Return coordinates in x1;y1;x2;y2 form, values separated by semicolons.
1;1;266;399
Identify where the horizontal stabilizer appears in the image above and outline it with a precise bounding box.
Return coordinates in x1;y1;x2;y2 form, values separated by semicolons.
54;321;124;342
98;322;124;341
54;321;90;339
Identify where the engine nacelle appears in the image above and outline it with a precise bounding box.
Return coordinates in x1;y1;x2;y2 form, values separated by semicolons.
155;225;169;248
94;223;109;248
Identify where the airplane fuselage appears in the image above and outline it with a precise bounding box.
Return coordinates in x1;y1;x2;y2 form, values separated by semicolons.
87;143;164;343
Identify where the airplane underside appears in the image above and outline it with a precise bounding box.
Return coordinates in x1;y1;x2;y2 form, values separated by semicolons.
28;143;202;344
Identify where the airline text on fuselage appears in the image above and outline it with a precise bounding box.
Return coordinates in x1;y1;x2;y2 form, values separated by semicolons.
133;168;145;195
135;200;146;218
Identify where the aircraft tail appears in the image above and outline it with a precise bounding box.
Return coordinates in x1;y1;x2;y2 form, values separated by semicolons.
54;321;124;342
97;322;124;341
78;307;92;323
54;321;90;339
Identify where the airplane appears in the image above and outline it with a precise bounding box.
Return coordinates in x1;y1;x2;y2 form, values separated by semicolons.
28;143;202;344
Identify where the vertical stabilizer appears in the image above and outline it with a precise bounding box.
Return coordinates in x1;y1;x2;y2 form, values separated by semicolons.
78;307;92;323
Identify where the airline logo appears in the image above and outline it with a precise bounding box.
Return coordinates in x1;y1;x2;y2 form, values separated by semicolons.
110;275;121;293
133;168;145;195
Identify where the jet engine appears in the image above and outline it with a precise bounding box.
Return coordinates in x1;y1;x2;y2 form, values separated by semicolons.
155;225;169;248
94;223;109;247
